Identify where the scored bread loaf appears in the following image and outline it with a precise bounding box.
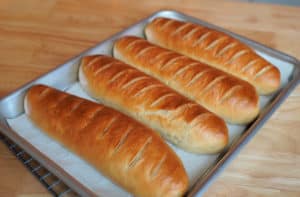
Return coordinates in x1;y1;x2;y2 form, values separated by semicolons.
145;17;281;95
24;84;189;197
113;36;259;124
79;55;228;154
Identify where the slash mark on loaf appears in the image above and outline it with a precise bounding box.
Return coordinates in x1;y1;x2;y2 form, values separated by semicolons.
171;23;193;36
125;40;146;51
160;55;187;70
190;112;214;128
160;20;176;30
182;26;202;40
48;94;68;109
65;100;84;117
205;37;227;50
169;102;199;122
121;76;150;90
216;42;237;57
98;115;120;139
150;51;174;64
150;93;177;107
108;68;133;84
226;49;249;65
128;137;152;169
113;126;134;154
80;106;105;130
93;61;116;76
86;56;105;68
254;65;273;79
136;46;157;58
133;84;165;98
240;59;260;73
172;62;199;80
39;87;52;99
200;76;227;96
186;69;212;87
192;32;212;47
150;154;167;179
219;85;243;104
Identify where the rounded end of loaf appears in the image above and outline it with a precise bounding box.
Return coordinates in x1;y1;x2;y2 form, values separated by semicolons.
232;93;260;124
79;59;88;90
216;80;260;124
24;84;49;116
186;115;228;154
255;65;281;95
223;102;260;125
113;36;145;58
113;41;124;61
145;23;156;44
78;56;99;98
144;17;169;48
24;91;30;115
113;37;137;69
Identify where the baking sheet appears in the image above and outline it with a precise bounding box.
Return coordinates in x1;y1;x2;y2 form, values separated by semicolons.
1;10;299;196
6;50;295;196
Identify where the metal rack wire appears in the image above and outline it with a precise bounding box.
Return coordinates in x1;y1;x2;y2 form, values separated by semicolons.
0;133;78;197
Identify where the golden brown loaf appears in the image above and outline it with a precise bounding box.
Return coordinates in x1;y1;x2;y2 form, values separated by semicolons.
113;36;259;124
24;84;188;197
79;55;228;154
145;17;281;95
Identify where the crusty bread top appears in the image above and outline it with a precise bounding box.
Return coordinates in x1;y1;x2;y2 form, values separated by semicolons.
114;36;259;124
145;17;281;95
80;55;228;153
25;84;189;197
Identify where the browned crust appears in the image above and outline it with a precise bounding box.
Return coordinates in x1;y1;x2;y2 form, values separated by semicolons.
25;84;189;197
79;55;228;154
113;36;259;124
145;17;281;95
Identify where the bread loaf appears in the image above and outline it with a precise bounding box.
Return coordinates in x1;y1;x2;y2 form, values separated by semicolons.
79;55;228;154
113;36;259;124
145;17;281;95
24;84;189;197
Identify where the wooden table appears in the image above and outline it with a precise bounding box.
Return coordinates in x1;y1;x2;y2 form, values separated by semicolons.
0;0;299;196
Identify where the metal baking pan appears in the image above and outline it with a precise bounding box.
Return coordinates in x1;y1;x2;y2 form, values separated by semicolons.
0;10;299;196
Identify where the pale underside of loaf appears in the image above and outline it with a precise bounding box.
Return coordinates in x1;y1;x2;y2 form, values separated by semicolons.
113;36;259;124
24;84;188;197
145;17;281;95
79;55;228;154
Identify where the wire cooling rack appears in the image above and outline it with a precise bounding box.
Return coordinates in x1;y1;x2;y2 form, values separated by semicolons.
0;133;78;197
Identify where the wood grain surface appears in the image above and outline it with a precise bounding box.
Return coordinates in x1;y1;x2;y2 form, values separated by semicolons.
0;0;299;196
